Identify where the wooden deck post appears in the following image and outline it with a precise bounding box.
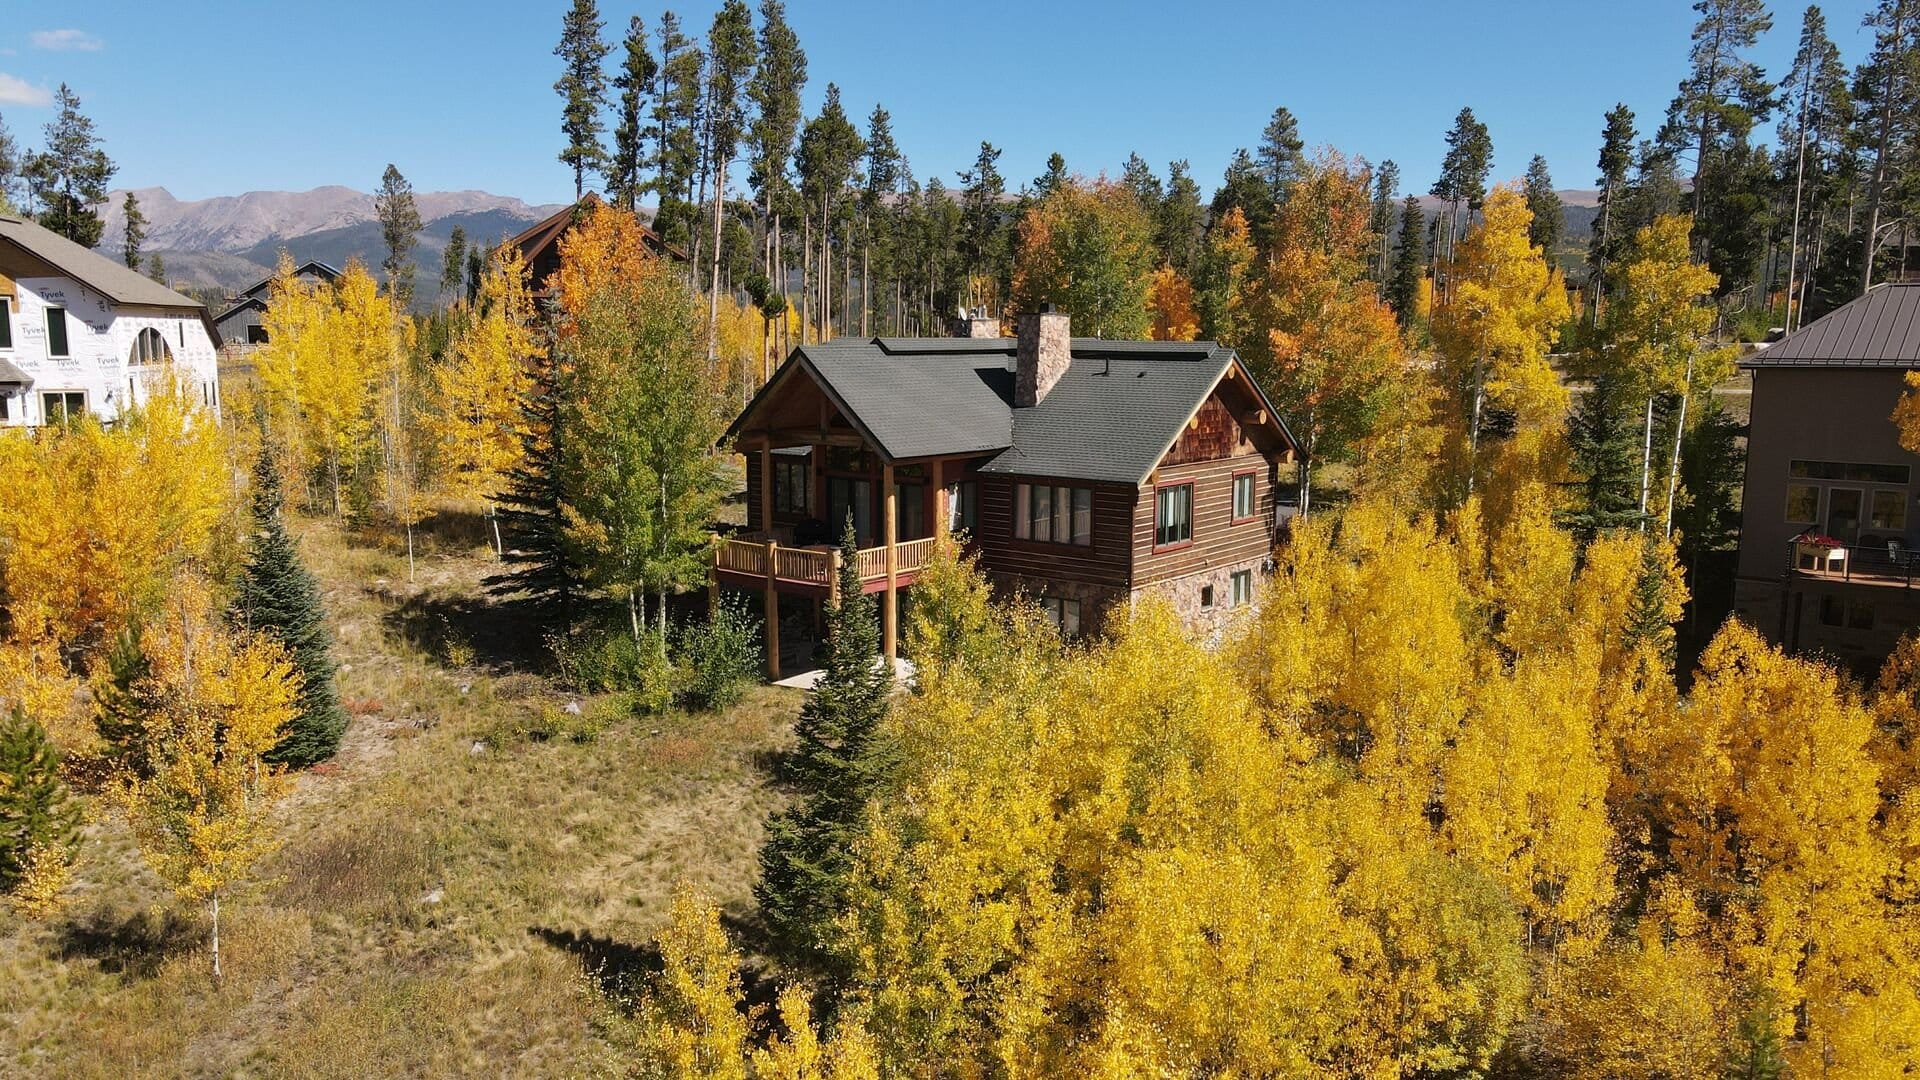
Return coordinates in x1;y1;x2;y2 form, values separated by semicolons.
932;457;947;539
764;538;781;680
882;460;898;662
758;443;773;536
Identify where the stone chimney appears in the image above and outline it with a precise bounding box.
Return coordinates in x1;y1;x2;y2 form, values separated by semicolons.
948;308;1002;339
1015;305;1071;408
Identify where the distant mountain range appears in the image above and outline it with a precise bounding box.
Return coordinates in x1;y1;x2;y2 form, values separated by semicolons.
88;184;1603;308
97;186;569;302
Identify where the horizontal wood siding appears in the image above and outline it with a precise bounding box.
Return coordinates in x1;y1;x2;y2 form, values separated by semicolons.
745;452;764;532
973;475;1136;589
1134;391;1278;587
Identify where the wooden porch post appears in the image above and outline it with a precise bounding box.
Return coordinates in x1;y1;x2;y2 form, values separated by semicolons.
764;538;781;680
758;443;773;536
883;460;898;662
932;457;948;539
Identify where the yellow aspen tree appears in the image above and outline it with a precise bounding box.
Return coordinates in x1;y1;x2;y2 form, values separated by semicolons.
427;246;540;553
751;986;880;1080
635;884;750;1080
1537;927;1732;1078
1596;215;1727;530
1431;185;1570;517
1146;266;1200;341
117;575;298;980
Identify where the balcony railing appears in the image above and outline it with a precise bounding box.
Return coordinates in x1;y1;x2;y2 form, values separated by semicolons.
716;534;936;593
1787;537;1918;588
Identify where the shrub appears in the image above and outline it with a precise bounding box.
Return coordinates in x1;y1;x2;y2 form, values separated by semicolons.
0;708;81;906
676;596;763;711
549;626;679;714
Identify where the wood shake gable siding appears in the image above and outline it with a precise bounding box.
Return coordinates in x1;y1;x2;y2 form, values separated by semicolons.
1133;393;1275;587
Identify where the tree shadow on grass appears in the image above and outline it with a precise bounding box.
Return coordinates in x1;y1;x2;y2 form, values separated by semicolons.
531;912;782;1018
381;591;551;672
55;905;200;978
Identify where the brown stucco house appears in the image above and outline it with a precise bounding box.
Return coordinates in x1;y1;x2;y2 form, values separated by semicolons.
715;307;1299;675
1732;282;1920;670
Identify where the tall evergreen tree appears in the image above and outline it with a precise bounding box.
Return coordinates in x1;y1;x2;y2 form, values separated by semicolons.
488;345;582;626
1120;152;1161;212
120;191;146;271
702;0;757;363
1779;5;1853;328
553;0;611;199
1674;394;1745;571
1561;373;1647;542
861;104;903;336
1032;152;1070;200
0;709;80;899
440;225;468;305
234;449;348;767
609;15;659;211
1856;0;1919;293
1589;104;1639;315
1256;105;1306;199
797;86;864;335
1431;106;1493;268
747;0;806;290
956;140;1007;310
756;521;899;965
1523;155;1564;256
23;84;115;247
1368;159;1400;280
1158;160;1205;274
1211;147;1274;245
375;164;423;305
652;13;706;249
1387;195;1426;327
146;252;165;285
1665;0;1774;293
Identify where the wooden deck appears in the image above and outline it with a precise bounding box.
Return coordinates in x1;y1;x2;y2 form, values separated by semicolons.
712;534;936;597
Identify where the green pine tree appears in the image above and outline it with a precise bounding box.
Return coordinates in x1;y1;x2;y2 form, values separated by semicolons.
1387;196;1425;328
1561;373;1647;542
756;521;899;966
23;84;115;247
0;708;81;896
235;448;348;767
608;14;658;211
375;163;423;305
488;346;583;626
440;224;468;305
93;625;159;776
1625;534;1678;665
121;191;146;270
1523;154;1563;255
1256;105;1306;199
553;0;611;200
1724;991;1785;1079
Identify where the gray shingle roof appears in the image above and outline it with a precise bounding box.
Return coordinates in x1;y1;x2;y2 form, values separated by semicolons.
731;336;1291;486
0;214;207;311
1743;282;1920;368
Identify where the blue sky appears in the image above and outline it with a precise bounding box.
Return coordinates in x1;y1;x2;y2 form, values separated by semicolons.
0;1;1885;206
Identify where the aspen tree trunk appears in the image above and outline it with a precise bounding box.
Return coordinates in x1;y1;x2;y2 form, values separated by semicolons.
629;588;642;644
862;216;871;337
1664;355;1694;537
821;192;833;339
210;893;221;980
1861;1;1906;294
801;215;812;345
1639;395;1655;524
708;157;726;367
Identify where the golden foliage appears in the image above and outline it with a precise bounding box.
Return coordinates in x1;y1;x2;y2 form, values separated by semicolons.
1010;179;1157;338
1146;267;1199;341
7;840;74;919
634;884;750;1079
426;246;540;505
554;202;661;332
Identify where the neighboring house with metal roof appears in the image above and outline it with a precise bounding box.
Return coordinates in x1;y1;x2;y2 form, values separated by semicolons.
717;307;1299;673
1733;281;1920;670
0;213;222;428
212;259;341;348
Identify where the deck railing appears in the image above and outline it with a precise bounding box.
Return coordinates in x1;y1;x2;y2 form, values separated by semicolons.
1786;538;1918;588
718;533;935;588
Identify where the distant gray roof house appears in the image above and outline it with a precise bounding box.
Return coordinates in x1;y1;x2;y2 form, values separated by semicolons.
727;332;1294;487
1743;282;1920;369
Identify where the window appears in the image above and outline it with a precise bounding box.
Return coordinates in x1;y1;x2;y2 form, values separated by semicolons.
1200;584;1215;608
0;296;12;349
946;480;978;534
1850;600;1876;630
0;392;9;421
1155;483;1193;548
246;324;270;345
1821;595;1845;627
41;391;84;424
45;307;68;358
1872;490;1908;531
1230;569;1254;607
894;483;925;538
1039;597;1082;639
772;457;809;515
1232;471;1257;522
1786;484;1820;525
1014;483;1092;545
129;326;172;366
1791;460;1911;485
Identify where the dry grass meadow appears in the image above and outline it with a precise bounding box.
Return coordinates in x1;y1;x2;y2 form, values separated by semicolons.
0;515;800;1077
